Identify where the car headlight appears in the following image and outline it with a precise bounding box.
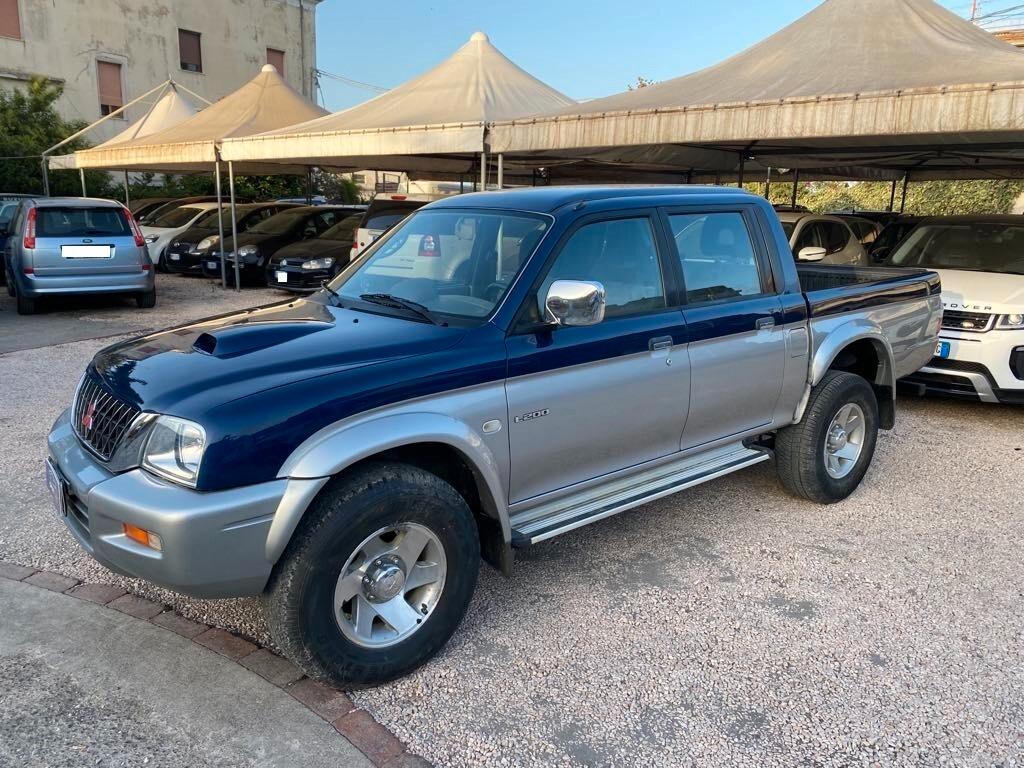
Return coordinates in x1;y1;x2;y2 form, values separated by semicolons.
301;257;335;270
145;235;159;244
196;236;217;252
238;245;259;258
142;416;206;488
997;314;1024;329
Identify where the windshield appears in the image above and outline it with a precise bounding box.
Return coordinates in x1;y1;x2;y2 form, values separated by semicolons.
329;208;550;321
37;207;129;237
873;221;916;252
320;214;361;241
150;205;205;229
780;221;796;239
248;210;306;235
888;222;1024;275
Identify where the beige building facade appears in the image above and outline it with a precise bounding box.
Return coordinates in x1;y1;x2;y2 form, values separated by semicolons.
0;0;321;141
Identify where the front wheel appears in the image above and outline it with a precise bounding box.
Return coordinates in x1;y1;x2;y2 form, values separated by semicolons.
775;371;879;504
262;462;480;688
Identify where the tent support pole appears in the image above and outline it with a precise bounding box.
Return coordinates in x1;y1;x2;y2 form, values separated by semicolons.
480;151;487;190
764;167;772;200
41;157;50;196
459;175;464;194
737;155;745;188
305;167;313;204
899;175;909;213
791;169;800;209
496;154;504;190
215;160;227;289
229;161;240;292
79;169;87;197
888;179;898;212
123;171;130;207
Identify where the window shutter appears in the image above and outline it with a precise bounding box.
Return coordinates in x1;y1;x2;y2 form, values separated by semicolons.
179;29;202;72
267;48;285;76
97;61;123;113
0;0;21;39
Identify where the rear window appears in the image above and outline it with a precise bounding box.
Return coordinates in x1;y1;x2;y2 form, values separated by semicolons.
36;207;129;238
365;202;424;232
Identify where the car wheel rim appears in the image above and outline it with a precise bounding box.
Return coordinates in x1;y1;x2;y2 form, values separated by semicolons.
333;523;447;649
823;402;866;480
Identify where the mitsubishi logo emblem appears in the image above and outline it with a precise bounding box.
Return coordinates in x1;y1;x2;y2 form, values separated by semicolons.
81;400;97;432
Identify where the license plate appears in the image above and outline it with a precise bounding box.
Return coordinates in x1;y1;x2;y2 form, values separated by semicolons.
207;261;218;270
61;244;111;259
935;341;951;359
169;253;180;261
45;459;67;517
275;271;288;283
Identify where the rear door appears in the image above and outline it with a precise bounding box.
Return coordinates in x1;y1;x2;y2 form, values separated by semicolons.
32;206;140;276
663;207;788;449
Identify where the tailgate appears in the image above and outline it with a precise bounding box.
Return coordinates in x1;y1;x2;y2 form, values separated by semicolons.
32;206;143;275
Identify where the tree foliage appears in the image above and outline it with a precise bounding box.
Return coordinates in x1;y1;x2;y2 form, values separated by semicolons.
129;170;363;203
0;79;114;196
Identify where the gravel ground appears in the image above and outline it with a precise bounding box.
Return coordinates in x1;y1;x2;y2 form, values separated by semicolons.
1;281;1022;766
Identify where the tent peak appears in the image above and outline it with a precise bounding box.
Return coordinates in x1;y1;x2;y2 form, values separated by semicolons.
262;63;279;74
469;31;489;42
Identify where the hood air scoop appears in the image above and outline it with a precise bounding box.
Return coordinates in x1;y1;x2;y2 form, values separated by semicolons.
193;321;332;358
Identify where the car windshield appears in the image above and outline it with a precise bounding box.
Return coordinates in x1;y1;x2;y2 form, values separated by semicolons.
248;210;306;235
873;221;916;252
888;222;1024;275
150;205;205;229
36;206;130;237
319;214;362;240
780;221;796;238
328;208;550;321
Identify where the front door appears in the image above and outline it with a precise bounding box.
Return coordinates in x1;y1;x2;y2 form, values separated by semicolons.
505;213;690;504
664;209;788;449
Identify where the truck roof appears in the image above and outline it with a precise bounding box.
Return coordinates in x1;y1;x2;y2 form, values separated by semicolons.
428;185;754;213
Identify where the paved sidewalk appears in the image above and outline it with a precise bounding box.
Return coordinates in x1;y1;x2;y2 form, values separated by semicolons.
0;577;373;768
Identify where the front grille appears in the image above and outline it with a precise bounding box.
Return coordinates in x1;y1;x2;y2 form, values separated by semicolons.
1012;347;1024;381
66;491;90;535
168;241;194;254
72;372;141;461
941;310;993;333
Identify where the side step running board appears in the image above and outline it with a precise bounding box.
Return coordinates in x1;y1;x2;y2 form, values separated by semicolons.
510;445;770;547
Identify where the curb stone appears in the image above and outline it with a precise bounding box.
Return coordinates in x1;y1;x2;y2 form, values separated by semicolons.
0;559;432;768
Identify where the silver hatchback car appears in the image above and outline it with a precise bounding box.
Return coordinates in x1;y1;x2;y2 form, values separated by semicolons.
4;198;155;315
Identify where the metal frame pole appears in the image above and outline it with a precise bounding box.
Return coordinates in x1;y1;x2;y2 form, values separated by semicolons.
764;166;772;200
41;158;50;196
791;169;800;209
215;160;227;288
737;155;745;188
123;171;130;207
229;161;240;292
496;154;504;190
899;175;909;213
79;169;87;197
480;151;487;190
888;179;898;212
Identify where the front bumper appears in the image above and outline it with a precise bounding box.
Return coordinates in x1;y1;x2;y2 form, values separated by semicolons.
900;328;1024;404
266;263;332;292
46;408;322;598
165;246;208;274
200;256;260;283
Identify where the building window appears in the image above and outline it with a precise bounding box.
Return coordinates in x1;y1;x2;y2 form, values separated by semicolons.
352;174;365;184
178;29;203;73
97;60;124;117
0;0;21;40
266;48;285;76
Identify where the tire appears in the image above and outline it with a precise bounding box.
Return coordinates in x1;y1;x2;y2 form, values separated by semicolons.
775;371;879;504
263;462;480;688
136;288;157;309
15;290;36;315
4;268;13;297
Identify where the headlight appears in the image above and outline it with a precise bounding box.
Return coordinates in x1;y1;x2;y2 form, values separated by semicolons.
238;245;259;258
142;416;206;488
145;235;159;244
301;257;335;270
196;236;217;252
997;314;1024;329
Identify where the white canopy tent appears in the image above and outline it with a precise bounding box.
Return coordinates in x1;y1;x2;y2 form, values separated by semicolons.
47;86;199;171
220;32;575;184
489;0;1024;185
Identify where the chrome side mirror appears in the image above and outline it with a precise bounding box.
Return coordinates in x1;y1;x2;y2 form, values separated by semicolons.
797;246;827;262
544;279;606;327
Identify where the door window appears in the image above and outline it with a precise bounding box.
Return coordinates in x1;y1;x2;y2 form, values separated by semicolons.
538;217;665;320
669;212;763;303
823;222;850;254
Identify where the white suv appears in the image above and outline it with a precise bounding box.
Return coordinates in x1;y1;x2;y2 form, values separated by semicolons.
890;216;1024;404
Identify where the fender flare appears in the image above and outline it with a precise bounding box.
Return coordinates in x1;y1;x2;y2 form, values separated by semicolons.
266;412;509;563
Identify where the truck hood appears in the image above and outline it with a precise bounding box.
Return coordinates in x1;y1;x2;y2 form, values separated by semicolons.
91;298;466;416
932;268;1024;314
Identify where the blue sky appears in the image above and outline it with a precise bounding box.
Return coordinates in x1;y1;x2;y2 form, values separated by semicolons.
314;0;975;111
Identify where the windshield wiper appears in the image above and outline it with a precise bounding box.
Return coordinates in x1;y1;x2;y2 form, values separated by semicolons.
359;293;443;325
321;281;344;308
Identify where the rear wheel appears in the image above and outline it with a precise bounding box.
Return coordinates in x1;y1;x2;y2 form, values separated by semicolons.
262;462;479;688
136;288;156;309
775;371;879;504
4;266;13;297
15;290;36;315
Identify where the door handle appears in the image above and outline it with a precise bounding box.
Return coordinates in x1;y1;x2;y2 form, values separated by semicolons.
755;317;776;331
649;336;673;352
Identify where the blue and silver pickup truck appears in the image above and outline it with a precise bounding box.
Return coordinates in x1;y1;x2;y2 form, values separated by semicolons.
46;186;941;686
